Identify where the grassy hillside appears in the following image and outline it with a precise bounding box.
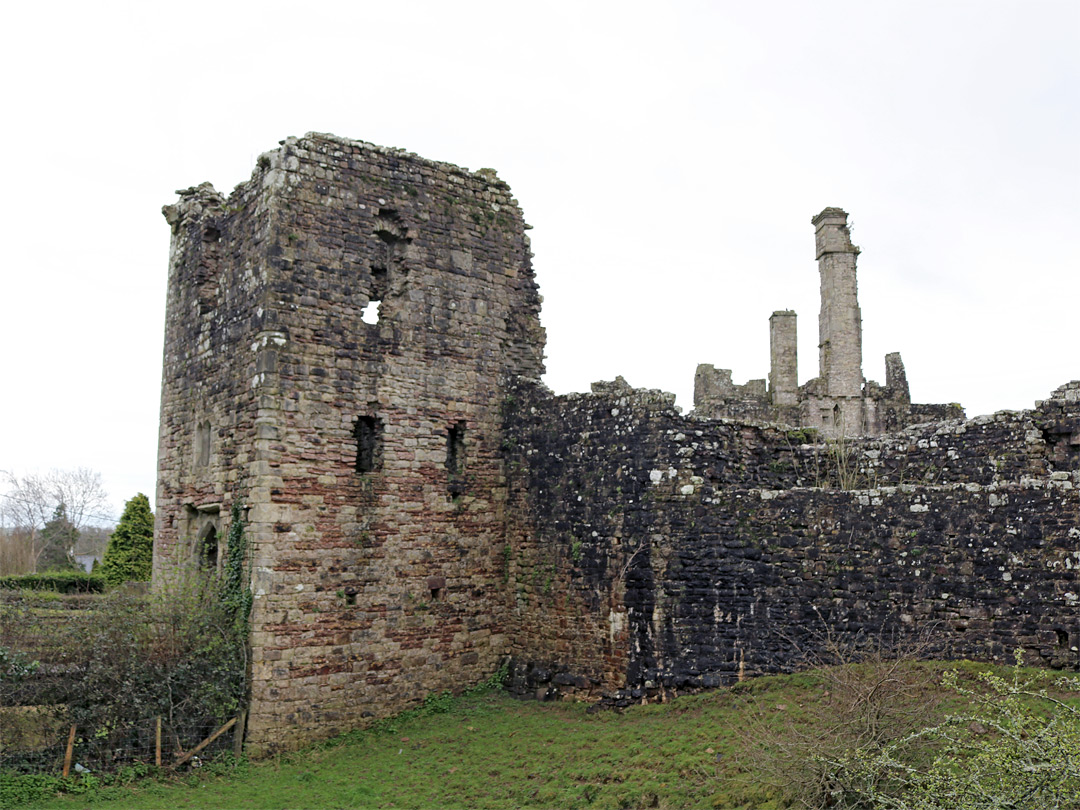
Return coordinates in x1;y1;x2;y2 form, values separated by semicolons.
10;659;1079;810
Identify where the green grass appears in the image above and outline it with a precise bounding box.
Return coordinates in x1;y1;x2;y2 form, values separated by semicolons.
11;661;1077;810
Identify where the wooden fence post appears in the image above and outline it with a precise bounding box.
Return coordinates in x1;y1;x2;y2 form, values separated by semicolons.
155;716;162;767
172;717;237;768
233;710;247;760
62;725;76;777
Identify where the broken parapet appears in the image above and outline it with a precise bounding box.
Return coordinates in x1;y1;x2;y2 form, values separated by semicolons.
692;365;780;423
591;376;679;410
1034;380;1080;471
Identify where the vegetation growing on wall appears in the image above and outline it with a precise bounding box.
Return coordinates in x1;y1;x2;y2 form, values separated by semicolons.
219;499;253;665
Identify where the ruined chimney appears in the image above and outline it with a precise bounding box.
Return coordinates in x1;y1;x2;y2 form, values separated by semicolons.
769;310;798;406
884;352;911;403
813;208;863;399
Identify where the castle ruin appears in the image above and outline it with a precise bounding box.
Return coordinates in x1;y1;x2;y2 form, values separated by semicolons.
156;133;1080;753
693;208;962;435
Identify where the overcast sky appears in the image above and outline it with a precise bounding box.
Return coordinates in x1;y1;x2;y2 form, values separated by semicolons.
1;0;1076;523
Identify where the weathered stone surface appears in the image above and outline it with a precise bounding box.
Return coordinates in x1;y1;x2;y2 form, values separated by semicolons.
502;379;1080;698
156;133;543;753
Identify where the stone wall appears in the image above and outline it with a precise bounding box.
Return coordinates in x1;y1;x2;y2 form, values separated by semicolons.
502;379;1080;699
157;180;273;577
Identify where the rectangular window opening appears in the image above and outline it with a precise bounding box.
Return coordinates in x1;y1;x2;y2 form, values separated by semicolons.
426;576;445;602
354;415;382;473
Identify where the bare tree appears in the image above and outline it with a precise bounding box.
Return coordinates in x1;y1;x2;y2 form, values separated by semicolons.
47;468;110;532
0;468;109;572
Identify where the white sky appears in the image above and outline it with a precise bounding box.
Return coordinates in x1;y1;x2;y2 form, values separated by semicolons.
1;1;1077;524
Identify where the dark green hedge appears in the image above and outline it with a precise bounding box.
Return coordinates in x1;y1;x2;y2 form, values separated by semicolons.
0;571;105;593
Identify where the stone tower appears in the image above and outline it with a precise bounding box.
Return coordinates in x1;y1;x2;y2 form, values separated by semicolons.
155;133;545;752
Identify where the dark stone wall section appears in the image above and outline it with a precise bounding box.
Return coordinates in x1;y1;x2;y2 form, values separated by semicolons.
503;379;1080;700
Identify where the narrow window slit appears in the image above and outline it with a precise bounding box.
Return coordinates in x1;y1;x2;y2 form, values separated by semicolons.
447;421;466;495
195;421;211;467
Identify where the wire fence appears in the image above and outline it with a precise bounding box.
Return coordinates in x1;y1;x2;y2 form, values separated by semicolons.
0;585;250;777
0;707;245;775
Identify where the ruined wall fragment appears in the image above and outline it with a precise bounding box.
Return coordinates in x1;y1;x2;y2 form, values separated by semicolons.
694;208;956;437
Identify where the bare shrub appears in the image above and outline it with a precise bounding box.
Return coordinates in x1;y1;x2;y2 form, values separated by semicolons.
735;624;943;809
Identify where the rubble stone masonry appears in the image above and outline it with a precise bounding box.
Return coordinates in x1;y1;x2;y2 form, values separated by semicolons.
157;133;1079;751
502;380;1080;698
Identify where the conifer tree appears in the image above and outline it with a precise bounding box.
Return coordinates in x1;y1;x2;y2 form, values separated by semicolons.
37;503;80;571
100;493;154;588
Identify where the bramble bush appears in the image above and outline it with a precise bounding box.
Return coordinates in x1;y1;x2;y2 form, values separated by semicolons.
0;501;252;783
824;649;1080;809
737;627;943;807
